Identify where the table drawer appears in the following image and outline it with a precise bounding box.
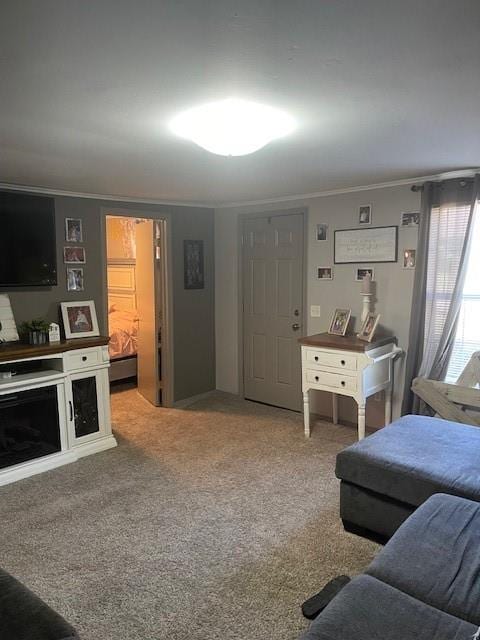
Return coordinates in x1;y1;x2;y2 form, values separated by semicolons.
306;369;357;392
305;349;357;371
64;348;101;371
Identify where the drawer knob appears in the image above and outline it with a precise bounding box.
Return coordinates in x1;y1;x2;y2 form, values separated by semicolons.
82;356;87;362
341;380;346;387
314;356;318;361
341;360;346;365
315;376;319;382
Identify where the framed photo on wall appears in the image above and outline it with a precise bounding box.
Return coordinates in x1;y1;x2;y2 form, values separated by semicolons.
400;212;420;227
65;218;83;242
64;246;86;264
358;204;372;225
316;223;328;241
317;266;333;280
356;267;374;281
66;267;84;292
403;249;416;269
61;300;99;339
184;240;204;290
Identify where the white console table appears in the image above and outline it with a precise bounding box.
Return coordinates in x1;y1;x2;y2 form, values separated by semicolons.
0;337;116;486
299;333;401;440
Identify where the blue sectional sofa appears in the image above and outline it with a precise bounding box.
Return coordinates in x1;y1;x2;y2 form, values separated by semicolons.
0;567;79;639
336;414;480;540
301;493;480;640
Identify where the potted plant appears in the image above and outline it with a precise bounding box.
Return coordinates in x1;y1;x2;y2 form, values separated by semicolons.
19;318;51;345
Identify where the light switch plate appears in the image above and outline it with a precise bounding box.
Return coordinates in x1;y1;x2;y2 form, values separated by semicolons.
310;305;321;317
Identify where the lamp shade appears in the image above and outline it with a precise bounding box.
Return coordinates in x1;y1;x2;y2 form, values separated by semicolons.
169;98;296;156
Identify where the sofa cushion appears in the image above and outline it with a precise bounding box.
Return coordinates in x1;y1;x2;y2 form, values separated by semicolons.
336;415;480;506
0;568;79;640
300;574;477;640
367;493;480;626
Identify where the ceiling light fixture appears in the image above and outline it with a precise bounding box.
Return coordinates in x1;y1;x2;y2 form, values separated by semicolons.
169;98;296;156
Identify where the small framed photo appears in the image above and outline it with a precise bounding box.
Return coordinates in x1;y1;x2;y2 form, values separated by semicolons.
61;300;99;339
317;266;333;280
403;249;416;269
316;223;328;241
64;246;86;264
400;211;420;227
358;204;372;225
66;267;84;292
65;218;83;242
356;267;374;281
328;308;351;336
184;240;204;290
358;313;381;342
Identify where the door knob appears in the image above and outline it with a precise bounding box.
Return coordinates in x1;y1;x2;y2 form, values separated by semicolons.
292;323;301;331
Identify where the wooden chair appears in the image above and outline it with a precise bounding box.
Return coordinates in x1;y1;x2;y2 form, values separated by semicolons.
412;352;480;427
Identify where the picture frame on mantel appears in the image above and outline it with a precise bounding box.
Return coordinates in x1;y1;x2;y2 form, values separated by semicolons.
61;300;99;339
334;226;398;264
328;308;351;336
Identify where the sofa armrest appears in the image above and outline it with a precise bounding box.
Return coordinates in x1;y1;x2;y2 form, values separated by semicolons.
0;568;79;640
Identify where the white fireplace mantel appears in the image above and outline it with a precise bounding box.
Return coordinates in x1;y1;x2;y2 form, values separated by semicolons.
0;337;116;486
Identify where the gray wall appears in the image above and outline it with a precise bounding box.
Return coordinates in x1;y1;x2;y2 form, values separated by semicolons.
215;184;420;427
171;208;215;401
1;190;215;403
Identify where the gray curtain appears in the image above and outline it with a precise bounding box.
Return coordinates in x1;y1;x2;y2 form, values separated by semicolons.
402;175;480;415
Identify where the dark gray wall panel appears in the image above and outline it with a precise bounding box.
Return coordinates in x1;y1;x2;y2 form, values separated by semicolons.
1;190;215;402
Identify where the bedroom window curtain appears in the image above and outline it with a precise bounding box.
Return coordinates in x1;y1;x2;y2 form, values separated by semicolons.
402;175;480;415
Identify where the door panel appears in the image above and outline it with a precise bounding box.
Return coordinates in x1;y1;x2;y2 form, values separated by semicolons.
136;220;160;406
252;334;266;380
243;213;304;411
276;336;293;385
251;260;267;315
69;371;106;445
276;260;292;317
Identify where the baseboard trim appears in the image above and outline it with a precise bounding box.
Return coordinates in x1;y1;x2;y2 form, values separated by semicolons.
310;411;381;432
174;390;216;409
74;435;118;458
0;450;78;487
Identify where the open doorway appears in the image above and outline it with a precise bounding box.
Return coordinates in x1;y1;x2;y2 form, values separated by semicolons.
105;214;172;407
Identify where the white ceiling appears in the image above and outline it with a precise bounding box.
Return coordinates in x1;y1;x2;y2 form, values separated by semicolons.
1;1;479;206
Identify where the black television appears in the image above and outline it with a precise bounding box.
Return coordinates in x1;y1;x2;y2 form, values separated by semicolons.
0;191;57;287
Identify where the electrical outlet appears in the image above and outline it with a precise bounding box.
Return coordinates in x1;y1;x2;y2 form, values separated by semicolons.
310;305;321;317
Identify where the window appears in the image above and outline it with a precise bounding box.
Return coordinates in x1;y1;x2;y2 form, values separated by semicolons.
446;201;480;382
420;200;473;380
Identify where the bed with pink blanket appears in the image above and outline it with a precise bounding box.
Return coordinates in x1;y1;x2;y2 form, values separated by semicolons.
108;305;139;381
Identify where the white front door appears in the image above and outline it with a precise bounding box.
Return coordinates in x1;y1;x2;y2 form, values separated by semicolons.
242;213;304;411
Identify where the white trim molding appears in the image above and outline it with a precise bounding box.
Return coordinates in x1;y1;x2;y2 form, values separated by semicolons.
1;168;479;210
216;169;480;209
0;182;212;209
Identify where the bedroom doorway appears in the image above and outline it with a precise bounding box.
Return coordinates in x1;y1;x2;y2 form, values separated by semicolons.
105;214;171;407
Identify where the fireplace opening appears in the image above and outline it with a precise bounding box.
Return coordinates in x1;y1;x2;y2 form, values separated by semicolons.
0;386;61;469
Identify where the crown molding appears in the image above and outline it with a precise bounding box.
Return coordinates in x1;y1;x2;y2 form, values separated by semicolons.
1;168;478;211
0;182;212;209
216;169;480;209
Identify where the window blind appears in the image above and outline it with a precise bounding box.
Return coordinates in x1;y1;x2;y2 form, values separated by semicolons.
420;200;473;378
446;201;480;382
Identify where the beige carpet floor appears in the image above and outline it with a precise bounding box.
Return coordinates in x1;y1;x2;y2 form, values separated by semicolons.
0;390;379;639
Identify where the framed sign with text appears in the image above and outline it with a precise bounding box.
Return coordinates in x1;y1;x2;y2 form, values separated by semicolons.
334;226;398;264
